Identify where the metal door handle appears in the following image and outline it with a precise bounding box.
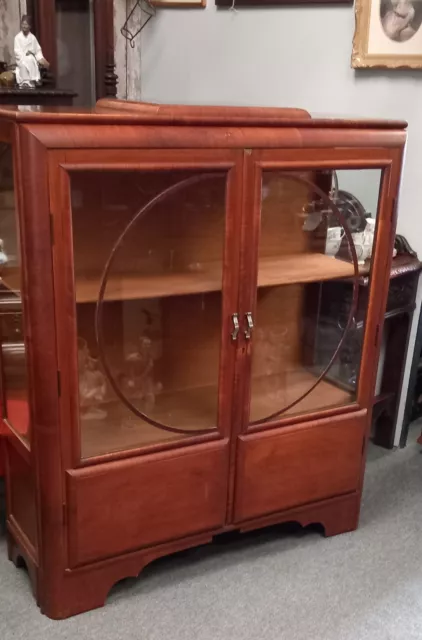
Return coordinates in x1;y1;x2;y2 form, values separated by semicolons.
231;313;240;341
244;312;254;340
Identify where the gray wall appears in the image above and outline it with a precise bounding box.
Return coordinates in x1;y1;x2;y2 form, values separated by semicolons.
114;0;142;100
141;6;422;443
0;0;26;65
141;6;420;246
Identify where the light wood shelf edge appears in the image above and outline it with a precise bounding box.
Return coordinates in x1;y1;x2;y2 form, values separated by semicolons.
75;254;368;304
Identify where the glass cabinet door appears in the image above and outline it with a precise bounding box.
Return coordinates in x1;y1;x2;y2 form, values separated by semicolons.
247;167;383;427
0;144;29;444
69;169;231;459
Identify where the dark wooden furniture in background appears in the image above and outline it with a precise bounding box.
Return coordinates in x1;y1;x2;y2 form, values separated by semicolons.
313;254;421;450
401;290;422;447
26;0;117;103
0;88;76;106
372;255;421;448
0;100;406;618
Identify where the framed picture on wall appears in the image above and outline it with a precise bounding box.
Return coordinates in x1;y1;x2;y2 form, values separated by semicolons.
153;0;205;5
216;0;351;4
353;0;422;68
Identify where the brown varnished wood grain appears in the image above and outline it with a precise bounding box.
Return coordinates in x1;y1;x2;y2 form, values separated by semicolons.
234;411;366;522
0;438;4;476
1;423;31;464
48;155;79;471
0;102;406;619
96;99;312;124
238;147;396;437
0;119;14;143
239;491;360;537
5;442;38;548
7;523;38;597
66;439;229;567
49;149;242;468
33;146;401;165
77;372;353;461
15;126;64;615
19;123;407;152
7;489;360;619
0;100;405;130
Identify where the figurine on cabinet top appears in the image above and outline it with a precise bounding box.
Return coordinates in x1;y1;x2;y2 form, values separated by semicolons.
14;15;50;88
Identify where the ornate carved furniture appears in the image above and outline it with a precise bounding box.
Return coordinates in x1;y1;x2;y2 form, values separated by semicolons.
401;277;422;447
0;100;406;618
314;252;421;449
371;253;421;448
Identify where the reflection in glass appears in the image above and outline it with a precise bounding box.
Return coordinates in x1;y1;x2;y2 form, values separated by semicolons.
249;169;382;425
71;171;226;458
0;144;29;442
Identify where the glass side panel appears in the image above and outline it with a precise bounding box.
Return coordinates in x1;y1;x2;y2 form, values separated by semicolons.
249;168;382;425
0;144;29;443
70;170;227;459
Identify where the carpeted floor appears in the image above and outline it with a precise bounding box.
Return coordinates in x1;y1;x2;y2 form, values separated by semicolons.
0;423;421;640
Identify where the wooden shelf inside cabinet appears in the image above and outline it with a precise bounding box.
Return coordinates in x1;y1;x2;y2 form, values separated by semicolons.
81;384;219;458
257;254;368;288
81;369;354;459
250;370;354;424
76;267;224;303
0;271;22;298
75;254;367;304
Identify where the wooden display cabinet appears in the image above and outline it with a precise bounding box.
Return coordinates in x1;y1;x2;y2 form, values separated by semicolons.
0;100;406;618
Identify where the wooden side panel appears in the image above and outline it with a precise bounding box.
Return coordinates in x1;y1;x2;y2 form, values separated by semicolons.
234;411;366;522
67;440;229;567
6;442;38;549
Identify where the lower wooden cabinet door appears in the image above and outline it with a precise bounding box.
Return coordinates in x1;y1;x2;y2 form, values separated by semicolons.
66;439;229;567
233;411;367;523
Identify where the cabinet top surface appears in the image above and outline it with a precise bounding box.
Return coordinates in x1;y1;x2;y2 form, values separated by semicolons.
0;99;408;130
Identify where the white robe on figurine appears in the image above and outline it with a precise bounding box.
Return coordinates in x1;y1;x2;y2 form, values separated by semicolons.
14;31;44;87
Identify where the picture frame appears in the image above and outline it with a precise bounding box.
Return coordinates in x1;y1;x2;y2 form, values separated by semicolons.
152;0;205;6
216;0;351;5
352;0;422;68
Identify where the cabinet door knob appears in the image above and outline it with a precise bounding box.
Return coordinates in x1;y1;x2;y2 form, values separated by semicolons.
244;312;254;340
231;313;240;341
